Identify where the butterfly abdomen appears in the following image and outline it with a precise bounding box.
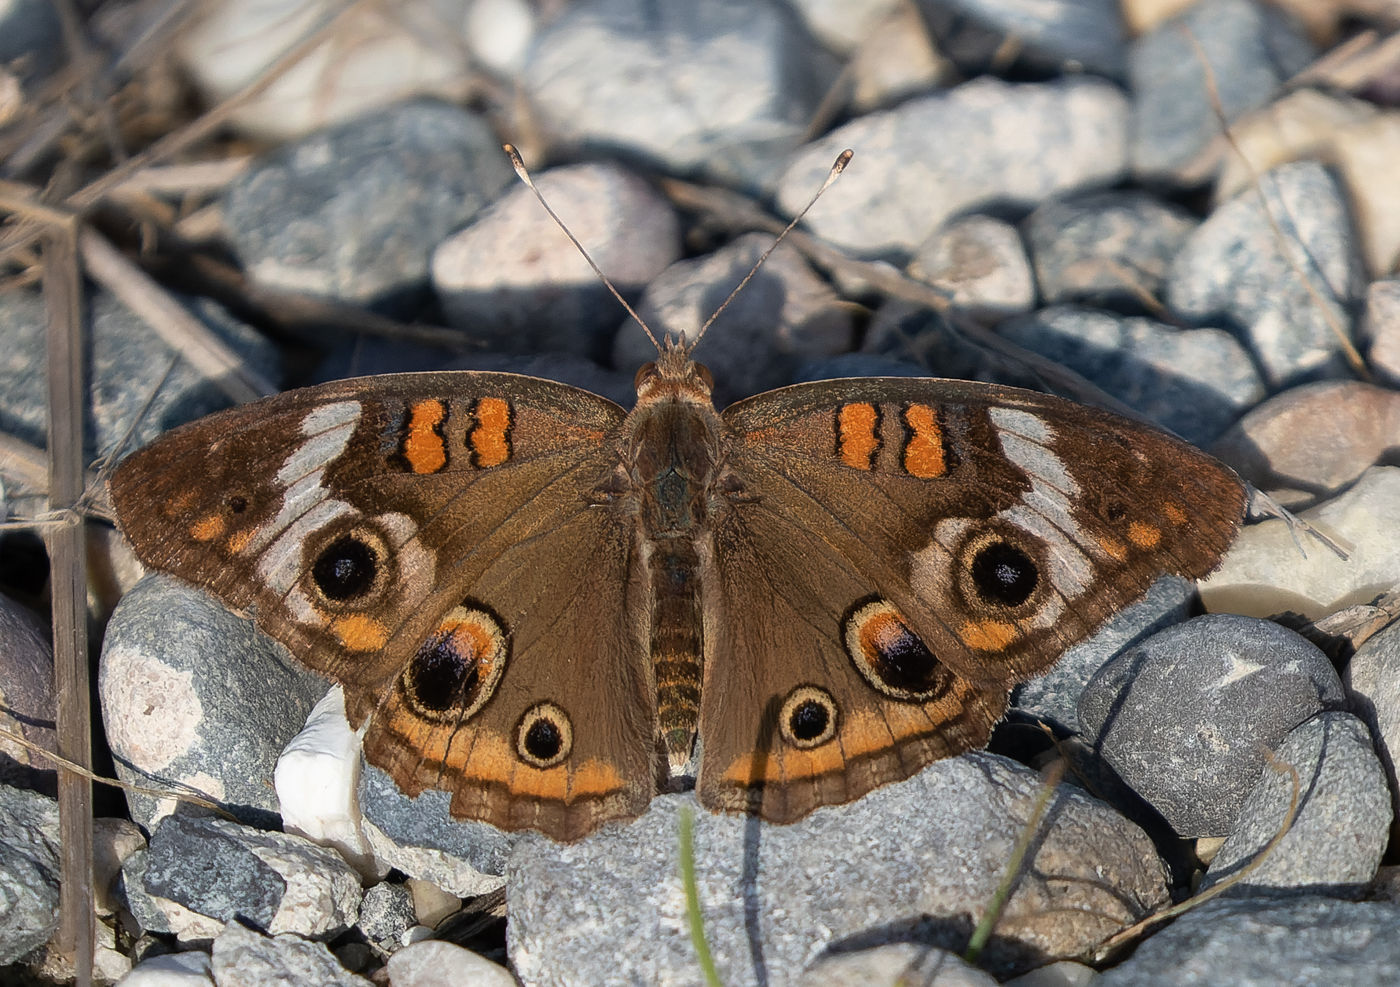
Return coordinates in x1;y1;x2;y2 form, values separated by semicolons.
647;539;705;774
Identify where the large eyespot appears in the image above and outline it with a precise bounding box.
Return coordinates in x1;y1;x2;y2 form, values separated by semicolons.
516;702;573;769
968;540;1038;607
312;534;379;601
843;598;947;701
400;603;508;722
780;686;838;749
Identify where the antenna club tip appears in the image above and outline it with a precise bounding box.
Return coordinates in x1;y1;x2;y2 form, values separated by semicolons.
835;149;853;169
503;144;533;184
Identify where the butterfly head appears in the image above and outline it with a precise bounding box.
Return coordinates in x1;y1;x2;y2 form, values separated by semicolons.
634;334;715;403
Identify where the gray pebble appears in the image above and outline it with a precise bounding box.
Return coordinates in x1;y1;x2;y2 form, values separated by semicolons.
224;101;511;311
1203;712;1390;897
995;305;1265;446
433;161;681;363
0;289;278;462
1023;191;1197;309
909;215;1035;319
358;761;512;898
1079;614;1345;837
212;921;371;987
1129;0;1314;181
509;753;1167;983
776;76;1129;257
926;0;1127;77
1014;575;1197;736
1360;278;1400;388
126;814;361;942
805;942;998;986
356;881;417;955
1098;896;1400;986
1344;618;1400;852
523;0;838;190
0;785;59;966
1166;160;1364;388
614;233;854;405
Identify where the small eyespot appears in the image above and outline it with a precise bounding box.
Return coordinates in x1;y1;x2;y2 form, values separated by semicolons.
312;535;378;601
516;702;573;769
969;541;1038;607
227;495;248;514
779;686;838;749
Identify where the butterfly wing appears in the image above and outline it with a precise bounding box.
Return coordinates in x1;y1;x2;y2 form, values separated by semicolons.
698;377;1246;822
111;372;657;840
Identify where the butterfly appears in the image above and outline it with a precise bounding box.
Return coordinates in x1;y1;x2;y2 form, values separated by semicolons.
109;322;1246;841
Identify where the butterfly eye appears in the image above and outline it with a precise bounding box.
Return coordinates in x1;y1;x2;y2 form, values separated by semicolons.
779;686;838;749
634;362;659;392
694;362;715;393
516;702;573;769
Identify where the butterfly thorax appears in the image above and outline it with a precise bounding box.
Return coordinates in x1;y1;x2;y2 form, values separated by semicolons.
622;356;728;775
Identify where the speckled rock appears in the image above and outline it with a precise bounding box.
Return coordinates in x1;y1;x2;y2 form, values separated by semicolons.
908;214;1035;319
1023;191;1196;309
776;77;1128;257
1343;618;1400;852
508;753;1167;983
433;161;681;363
123;813;361;943
522;0;838;190
99;575;329;831
1128;0;1314;181
1098;897;1400;986
0;289;278;463
210;921;370;986
0;785;59;965
995;306;1264;446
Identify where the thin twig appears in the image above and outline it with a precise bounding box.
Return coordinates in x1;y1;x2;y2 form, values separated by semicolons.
43;222;95;986
0;725;235;819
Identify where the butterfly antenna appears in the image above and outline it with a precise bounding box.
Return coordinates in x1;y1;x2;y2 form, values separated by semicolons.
504;143;663;353
691;148;852;350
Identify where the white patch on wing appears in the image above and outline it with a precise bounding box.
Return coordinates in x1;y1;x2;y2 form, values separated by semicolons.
989;408;1090;600
253;401;363;617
